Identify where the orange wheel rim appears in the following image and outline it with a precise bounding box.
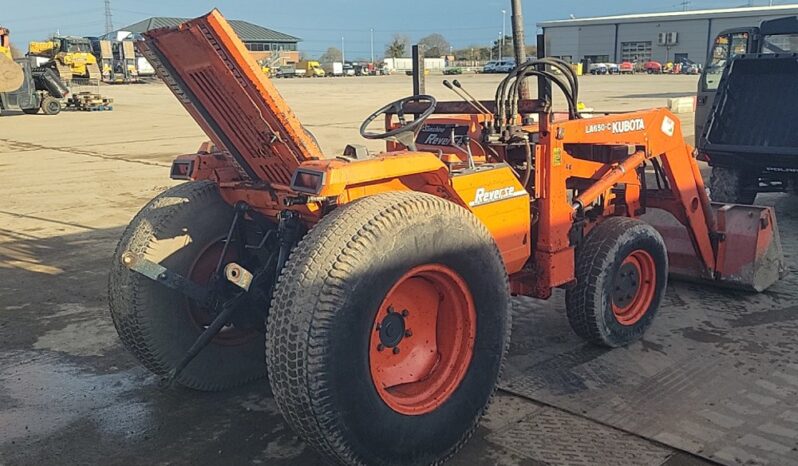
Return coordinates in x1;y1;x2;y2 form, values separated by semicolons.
369;264;476;415
611;249;656;326
187;239;255;345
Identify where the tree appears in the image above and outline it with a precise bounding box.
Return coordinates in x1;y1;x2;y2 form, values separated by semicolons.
319;47;342;63
491;35;514;60
385;34;410;59
418;33;450;57
454;45;492;61
10;44;22;59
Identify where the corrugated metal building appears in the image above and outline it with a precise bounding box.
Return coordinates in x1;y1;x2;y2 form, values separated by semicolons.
538;4;798;65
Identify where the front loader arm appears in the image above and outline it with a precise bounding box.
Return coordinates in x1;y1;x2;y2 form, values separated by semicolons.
551;108;784;291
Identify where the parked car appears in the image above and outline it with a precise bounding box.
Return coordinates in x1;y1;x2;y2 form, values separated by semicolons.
619;61;635;74
494;59;516;73
342;63;355;76
589;63;608;75
607;63;620;74
643;60;663;74
322;61;344;77
677;59;702;75
275;65;300;78
483;59;515;73
482;60;499;73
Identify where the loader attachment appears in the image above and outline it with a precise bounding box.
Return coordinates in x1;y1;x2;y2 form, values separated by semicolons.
138;9;322;185
646;204;785;292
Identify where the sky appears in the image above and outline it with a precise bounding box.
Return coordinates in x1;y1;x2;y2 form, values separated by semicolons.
5;0;796;59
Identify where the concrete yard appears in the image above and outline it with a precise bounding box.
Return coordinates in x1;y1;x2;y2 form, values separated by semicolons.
1;73;796;465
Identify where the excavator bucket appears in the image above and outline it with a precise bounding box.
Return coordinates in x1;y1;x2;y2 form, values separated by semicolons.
0;53;24;93
647;204;786;292
137;9;322;185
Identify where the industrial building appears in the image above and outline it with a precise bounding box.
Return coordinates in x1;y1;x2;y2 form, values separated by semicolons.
539;4;798;65
117;17;301;64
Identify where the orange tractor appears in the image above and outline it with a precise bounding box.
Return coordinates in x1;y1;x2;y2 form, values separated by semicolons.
109;9;785;465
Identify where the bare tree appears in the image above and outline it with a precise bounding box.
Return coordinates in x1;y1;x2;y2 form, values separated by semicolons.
319;47;342;63
10;44;23;59
418;33;450;57
385;34;410;59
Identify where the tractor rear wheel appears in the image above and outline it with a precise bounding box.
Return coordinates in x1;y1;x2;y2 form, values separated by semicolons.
566;217;667;347
108;181;269;391
267;191;511;465
709;166;757;204
41;96;61;115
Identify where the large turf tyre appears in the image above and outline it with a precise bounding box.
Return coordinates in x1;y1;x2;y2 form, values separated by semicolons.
108;181;267;391
709;165;757;204
41;96;61;115
565;217;668;348
267;191;511;465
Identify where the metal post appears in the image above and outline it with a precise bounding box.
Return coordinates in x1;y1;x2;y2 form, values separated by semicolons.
498;32;503;60
537;33;551;104
511;0;529;99
370;28;374;65
341;36;345;64
412;44;425;95
501;9;506;60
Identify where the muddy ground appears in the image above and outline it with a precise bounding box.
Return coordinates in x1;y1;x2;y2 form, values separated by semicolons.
3;73;791;465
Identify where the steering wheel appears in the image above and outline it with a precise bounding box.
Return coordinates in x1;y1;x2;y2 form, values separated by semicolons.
359;95;437;150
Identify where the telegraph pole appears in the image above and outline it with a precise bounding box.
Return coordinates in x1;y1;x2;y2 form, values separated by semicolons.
104;0;114;34
511;0;530;98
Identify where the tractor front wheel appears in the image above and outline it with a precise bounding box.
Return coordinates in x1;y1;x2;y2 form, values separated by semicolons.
108;181;270;391
267;191;511;465
566;217;667;347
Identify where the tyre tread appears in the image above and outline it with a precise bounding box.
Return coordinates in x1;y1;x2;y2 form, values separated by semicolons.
267;191;511;465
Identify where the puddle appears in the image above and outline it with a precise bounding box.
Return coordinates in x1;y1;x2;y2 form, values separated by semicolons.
31;303;120;357
33;319;119;356
0;352;151;443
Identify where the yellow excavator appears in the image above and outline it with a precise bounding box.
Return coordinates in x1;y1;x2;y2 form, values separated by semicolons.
28;36;101;81
0;27;24;92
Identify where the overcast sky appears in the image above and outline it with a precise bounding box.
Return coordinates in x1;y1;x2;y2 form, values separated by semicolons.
5;0;794;58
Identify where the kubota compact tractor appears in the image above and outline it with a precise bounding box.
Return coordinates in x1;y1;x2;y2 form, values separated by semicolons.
108;9;785;465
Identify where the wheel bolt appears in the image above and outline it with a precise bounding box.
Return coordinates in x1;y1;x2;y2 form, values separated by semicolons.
375;324;381;332
377;343;384;351
387;305;395;315
405;329;413;337
401;309;409;317
393;347;400;354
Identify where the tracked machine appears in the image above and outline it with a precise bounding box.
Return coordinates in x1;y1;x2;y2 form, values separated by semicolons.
109;9;786;465
28;36;101;82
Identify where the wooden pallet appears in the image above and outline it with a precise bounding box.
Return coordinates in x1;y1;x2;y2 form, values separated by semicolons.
65;92;114;112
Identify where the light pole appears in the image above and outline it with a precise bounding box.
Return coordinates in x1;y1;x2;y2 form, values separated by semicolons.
501;9;506;60
370;28;374;65
341;36;345;64
498;32;502;61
